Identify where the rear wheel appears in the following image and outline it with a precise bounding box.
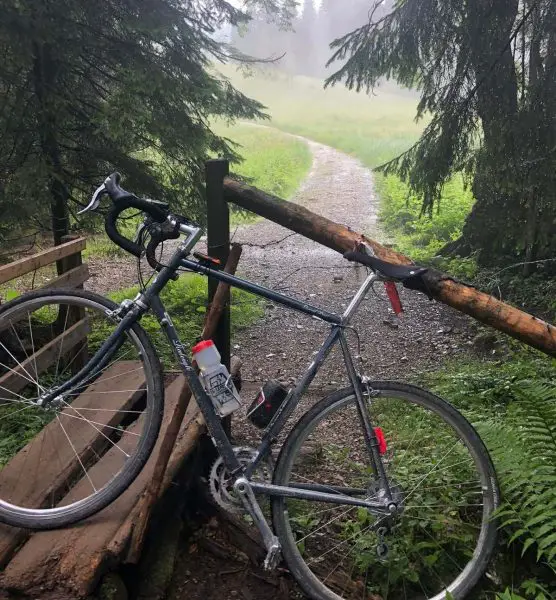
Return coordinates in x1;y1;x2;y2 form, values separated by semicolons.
0;289;163;529
272;382;499;600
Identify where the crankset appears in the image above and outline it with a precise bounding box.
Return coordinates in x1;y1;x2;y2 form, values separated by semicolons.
209;446;273;514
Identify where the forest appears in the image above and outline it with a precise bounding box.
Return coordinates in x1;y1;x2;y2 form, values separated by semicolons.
0;1;555;600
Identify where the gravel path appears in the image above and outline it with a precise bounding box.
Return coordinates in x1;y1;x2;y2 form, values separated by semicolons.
229;135;474;395
85;132;476;388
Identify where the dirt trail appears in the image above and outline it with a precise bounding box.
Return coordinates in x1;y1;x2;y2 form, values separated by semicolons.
230;135;473;392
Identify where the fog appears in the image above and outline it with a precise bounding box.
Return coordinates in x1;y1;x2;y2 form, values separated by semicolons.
230;0;395;80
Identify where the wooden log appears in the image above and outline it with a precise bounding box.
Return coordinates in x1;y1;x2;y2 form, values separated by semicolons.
223;177;556;357
0;376;185;599
0;361;145;570
0;238;86;285
123;244;243;563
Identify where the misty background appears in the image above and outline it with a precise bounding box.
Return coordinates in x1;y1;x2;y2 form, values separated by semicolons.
227;0;396;80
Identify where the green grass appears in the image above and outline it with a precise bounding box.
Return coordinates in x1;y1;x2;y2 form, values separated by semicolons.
378;174;478;276
105;273;262;367
218;66;475;270
218;65;421;169
213;122;312;199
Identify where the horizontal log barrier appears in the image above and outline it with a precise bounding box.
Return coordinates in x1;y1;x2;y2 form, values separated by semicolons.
223;176;556;357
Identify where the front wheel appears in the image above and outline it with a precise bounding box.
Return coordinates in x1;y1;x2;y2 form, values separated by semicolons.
272;382;499;600
0;289;164;529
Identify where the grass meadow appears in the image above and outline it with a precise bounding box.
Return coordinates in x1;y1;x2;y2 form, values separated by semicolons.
217;65;472;269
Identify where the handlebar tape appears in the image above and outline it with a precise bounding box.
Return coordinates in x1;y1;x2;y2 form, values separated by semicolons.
105;204;144;257
145;222;181;272
103;172;169;256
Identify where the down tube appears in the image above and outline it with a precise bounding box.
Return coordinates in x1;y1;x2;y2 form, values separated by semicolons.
246;325;343;477
149;295;242;472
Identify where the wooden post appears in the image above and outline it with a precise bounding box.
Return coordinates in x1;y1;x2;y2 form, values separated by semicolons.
123;245;243;563
60;234;87;372
205;159;231;370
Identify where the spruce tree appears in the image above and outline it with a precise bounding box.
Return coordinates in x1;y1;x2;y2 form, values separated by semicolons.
327;0;556;270
0;0;295;245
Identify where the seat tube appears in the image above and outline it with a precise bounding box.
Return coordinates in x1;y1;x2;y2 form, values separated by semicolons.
342;272;378;324
338;332;391;492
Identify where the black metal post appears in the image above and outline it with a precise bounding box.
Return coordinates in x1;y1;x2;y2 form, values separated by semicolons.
205;159;231;370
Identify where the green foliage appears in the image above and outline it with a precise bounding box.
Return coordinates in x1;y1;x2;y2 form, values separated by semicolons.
473;270;556;322
481;382;556;568
423;350;556;594
104;274;262;367
0;0;296;245
0;405;51;467
326;0;556;266
422;349;556;412
497;579;554;600
378;173;475;270
211;122;312;201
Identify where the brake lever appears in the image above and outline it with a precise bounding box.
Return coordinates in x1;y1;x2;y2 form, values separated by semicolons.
78;183;107;215
134;214;154;245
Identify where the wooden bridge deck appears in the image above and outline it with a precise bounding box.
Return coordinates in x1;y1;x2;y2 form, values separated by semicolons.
0;364;201;600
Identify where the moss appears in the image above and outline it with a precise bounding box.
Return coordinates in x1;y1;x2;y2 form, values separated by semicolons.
96;572;128;600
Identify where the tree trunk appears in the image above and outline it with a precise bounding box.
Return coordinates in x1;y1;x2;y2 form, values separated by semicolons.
449;0;521;264
32;42;70;254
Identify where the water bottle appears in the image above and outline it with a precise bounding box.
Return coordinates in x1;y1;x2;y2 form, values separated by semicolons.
191;340;241;417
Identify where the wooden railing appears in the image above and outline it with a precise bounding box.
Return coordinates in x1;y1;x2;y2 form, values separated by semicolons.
0;235;90;384
0;235;88;290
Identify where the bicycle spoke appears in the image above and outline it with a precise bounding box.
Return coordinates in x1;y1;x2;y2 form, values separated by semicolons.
62;407;143;414
60;400;131;457
58;410;140;436
0;356;42;390
277;389;495;600
0;383;37;404
10;319;42;398
56;415;97;494
64;389;147;396
54;306;70;384
296;504;356;546
27;312;41;395
0;293;160;525
0;404;34;421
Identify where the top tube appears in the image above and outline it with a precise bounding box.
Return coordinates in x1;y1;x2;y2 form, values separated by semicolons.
180;257;343;325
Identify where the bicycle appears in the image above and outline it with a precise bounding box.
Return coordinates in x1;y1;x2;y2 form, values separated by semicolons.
0;173;499;600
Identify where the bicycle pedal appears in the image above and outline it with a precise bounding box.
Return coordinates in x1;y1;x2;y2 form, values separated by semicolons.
263;539;282;571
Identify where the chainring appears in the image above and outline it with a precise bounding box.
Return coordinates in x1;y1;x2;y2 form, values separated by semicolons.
209;446;273;515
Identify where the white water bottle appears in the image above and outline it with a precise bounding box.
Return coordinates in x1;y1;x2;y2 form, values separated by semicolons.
192;340;241;417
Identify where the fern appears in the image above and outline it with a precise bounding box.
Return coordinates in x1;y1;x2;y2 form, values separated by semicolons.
476;381;556;568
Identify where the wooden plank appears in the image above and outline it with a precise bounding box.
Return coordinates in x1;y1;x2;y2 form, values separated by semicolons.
41;264;89;291
0;361;145;568
0;318;90;398
0;376;193;599
0;238;86;285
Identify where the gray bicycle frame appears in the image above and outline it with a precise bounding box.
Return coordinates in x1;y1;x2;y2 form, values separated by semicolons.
46;228;392;514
